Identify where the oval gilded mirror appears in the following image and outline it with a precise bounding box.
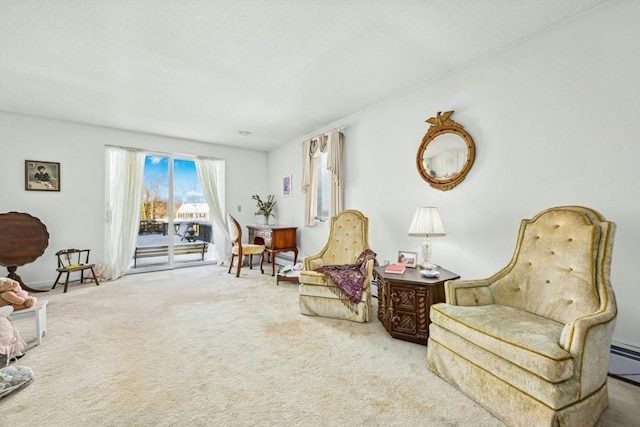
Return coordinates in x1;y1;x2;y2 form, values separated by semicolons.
416;111;475;191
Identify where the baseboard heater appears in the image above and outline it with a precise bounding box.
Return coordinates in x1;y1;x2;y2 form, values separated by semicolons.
608;343;640;386
274;253;296;267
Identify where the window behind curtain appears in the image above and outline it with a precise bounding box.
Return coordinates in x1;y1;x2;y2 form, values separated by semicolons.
316;150;329;220
302;129;343;226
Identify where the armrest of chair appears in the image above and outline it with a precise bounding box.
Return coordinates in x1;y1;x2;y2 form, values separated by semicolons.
303;254;324;271
363;258;375;291
559;309;616;395
559;310;616;353
300;254;324;285
299;270;325;284
445;278;495;306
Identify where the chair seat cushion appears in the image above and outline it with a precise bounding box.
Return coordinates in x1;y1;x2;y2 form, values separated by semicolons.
232;244;264;255
299;283;370;301
429;324;581;408
430;303;573;383
57;263;95;272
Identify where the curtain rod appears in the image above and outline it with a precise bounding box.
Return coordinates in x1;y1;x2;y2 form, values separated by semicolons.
105;144;223;161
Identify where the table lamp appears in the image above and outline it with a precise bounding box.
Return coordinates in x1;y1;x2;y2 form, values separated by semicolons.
408;207;445;269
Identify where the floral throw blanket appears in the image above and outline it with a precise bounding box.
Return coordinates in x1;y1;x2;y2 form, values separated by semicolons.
316;249;378;304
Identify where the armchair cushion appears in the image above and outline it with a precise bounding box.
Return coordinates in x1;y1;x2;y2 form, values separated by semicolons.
431;303;573;383
231;243;264;256
489;208;602;324
306;258;325;271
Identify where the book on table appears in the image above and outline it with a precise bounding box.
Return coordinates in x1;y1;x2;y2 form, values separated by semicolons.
384;263;406;274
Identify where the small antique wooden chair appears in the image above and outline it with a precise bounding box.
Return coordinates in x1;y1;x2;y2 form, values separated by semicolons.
52;249;100;293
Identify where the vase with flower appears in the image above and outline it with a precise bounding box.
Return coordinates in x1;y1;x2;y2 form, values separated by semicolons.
252;194;276;225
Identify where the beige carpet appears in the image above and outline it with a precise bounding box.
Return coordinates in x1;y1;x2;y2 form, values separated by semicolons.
3;266;638;426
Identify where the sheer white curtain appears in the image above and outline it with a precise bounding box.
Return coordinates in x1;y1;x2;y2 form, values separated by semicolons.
301;129;344;226
195;157;228;264
103;146;145;280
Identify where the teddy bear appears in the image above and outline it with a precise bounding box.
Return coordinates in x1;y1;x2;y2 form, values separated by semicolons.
0;278;37;311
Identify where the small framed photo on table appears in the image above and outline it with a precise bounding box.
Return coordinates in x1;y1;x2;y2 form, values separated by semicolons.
25;160;60;191
282;175;292;197
397;251;418;268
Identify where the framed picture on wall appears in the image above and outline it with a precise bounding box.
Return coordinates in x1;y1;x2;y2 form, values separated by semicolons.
397;251;418;268
282;175;292;197
25;160;60;192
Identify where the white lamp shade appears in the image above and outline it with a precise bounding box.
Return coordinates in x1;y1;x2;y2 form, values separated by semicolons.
408;207;445;237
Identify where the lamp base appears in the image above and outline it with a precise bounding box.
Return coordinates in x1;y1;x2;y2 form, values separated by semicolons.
422;262;438;270
421;238;434;270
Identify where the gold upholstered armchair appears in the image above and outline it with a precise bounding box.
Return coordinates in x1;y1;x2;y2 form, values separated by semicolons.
427;206;617;427
298;210;375;323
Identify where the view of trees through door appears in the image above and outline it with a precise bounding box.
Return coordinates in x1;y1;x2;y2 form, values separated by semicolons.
129;155;216;271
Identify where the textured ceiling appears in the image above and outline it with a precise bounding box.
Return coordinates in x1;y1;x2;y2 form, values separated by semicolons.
0;0;607;151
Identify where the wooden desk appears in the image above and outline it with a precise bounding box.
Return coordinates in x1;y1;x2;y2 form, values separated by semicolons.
246;225;298;276
374;265;459;345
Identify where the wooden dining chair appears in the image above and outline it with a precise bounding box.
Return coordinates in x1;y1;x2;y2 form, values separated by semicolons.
227;215;265;277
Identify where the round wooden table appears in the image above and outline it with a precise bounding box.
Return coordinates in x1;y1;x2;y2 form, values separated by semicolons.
0;212;49;293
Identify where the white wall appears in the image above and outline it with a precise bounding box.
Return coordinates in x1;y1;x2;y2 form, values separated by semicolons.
0;2;636;348
0;113;268;285
267;2;640;347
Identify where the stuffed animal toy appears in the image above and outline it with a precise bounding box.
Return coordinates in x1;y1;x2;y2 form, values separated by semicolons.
0;278;36;311
0;305;26;365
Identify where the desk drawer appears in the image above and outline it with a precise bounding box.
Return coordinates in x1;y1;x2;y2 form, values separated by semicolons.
255;230;272;248
255;230;272;239
247;226;297;252
251;229;273;248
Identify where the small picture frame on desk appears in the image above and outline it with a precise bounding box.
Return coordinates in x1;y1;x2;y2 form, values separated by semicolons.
397;251;417;268
25;160;60;191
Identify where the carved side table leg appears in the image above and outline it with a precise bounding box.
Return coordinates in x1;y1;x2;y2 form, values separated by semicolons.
6;266;46;293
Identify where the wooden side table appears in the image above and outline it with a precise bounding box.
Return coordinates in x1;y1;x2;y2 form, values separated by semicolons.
11;300;48;346
0;212;50;293
374;265;460;345
276;271;300;286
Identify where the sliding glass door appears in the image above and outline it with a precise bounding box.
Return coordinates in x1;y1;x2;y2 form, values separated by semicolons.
130;154;215;271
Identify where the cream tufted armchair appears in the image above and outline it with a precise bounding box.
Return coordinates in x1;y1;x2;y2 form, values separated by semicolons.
427;206;617;427
299;210;374;323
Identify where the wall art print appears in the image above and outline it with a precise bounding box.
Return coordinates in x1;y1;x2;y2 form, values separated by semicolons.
25;160;60;191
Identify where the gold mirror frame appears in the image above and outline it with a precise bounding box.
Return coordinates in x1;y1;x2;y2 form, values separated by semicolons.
416;111;476;191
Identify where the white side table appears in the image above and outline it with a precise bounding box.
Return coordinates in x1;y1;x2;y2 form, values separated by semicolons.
11;300;48;346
